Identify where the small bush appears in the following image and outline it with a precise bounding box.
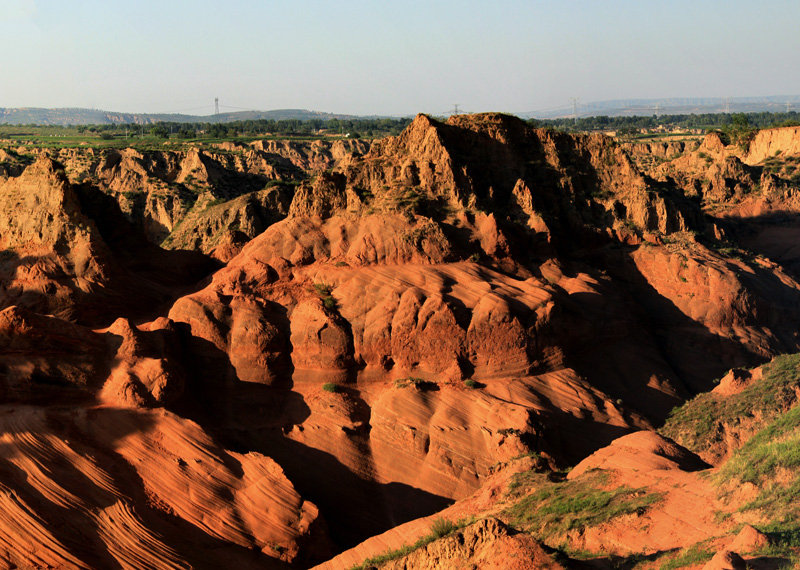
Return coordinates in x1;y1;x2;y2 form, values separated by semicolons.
312;282;338;311
322;382;339;393
313;282;333;296
395;377;436;390
464;379;480;389
429;518;456;538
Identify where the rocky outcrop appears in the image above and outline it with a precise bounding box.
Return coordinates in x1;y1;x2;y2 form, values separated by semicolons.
162;184;292;255
379;518;563;570
18;141;365;253
248;138;368;171
0;305;106;400
0;158;114;321
0;157;218;325
333;114;703;249
99;317;187;407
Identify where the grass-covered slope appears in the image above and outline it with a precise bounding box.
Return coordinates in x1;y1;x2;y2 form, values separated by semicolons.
661;354;800;462
660;353;800;564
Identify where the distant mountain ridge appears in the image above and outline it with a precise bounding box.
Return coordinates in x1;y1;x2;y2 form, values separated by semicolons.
523;95;800;119
6;95;800;126
0;107;358;125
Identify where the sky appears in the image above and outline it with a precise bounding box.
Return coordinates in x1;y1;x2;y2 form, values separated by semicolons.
0;0;799;116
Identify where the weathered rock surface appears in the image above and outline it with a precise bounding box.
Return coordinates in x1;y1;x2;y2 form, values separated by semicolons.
379;518;563;570
0;405;330;569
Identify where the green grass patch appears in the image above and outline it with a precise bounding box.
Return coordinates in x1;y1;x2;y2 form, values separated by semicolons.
751;525;800;565
715;405;800;527
657;542;714;569
687;356;800;543
503;471;662;543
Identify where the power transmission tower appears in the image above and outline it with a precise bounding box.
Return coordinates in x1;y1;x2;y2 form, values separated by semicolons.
787;101;792;113
571;98;580;125
654;103;661;118
724;97;730;114
214;97;219;116
451;104;461;116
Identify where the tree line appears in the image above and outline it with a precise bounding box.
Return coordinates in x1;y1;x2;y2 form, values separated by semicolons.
75;117;413;140
531;111;800;135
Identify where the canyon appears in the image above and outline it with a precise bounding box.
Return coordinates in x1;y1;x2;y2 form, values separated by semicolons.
2;114;800;568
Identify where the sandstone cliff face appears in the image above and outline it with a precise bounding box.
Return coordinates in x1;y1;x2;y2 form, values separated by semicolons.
339;113;700;247
0;302;331;567
0;305;106;401
0;405;330;569
0;158;113;321
20;140;366;254
0;157;217;325
743;125;800;164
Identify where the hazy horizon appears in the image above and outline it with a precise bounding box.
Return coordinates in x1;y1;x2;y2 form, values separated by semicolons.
2;0;799;116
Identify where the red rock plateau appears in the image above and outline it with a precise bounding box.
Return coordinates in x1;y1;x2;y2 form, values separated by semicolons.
3;115;800;567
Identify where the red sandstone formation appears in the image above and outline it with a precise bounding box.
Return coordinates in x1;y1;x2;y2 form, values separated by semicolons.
2;116;800;567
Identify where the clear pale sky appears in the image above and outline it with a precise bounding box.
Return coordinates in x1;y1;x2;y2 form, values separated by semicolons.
1;0;798;116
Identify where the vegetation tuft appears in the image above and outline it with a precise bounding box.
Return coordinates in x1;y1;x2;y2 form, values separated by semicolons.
656;542;714;570
394;377;437;391
312;282;338;311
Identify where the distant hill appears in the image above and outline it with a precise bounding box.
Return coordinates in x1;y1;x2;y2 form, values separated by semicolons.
0;107;358;125
523;95;800;119
7;96;800;126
